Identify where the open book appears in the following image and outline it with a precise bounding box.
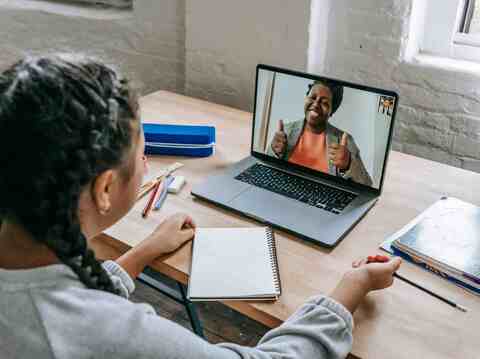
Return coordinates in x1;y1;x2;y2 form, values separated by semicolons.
187;227;281;301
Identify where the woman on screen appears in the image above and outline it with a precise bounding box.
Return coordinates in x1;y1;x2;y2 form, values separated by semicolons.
268;79;373;186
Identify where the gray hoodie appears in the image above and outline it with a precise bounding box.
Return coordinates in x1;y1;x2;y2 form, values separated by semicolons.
0;260;354;359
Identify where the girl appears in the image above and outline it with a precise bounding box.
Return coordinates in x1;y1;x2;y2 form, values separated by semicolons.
0;54;401;359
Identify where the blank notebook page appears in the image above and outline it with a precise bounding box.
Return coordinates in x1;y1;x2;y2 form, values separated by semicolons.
188;227;278;299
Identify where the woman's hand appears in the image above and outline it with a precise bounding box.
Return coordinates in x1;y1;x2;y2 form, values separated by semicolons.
115;213;195;279
142;213;196;256
271;120;288;158
328;132;351;170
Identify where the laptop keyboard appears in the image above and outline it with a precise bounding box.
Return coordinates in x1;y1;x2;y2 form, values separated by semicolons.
235;164;357;214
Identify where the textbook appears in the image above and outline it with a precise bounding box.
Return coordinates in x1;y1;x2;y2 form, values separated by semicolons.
187;227;281;301
383;197;480;295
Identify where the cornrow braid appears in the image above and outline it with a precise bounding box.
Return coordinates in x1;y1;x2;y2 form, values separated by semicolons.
0;54;139;295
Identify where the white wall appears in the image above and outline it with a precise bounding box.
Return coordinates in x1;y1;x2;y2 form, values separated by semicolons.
185;0;311;111
6;0;480;174
330;89;377;184
373;108;393;185
0;0;185;95
253;69;273;151
267;73;311;138
309;0;480;173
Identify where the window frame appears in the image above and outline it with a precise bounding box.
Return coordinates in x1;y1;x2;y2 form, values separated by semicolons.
421;0;480;62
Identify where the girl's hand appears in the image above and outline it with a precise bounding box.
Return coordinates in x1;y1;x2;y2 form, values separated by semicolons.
350;255;402;292
115;213;196;279
143;213;196;256
330;254;402;314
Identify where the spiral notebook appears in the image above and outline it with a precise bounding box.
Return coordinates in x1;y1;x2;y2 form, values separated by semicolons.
187;227;281;301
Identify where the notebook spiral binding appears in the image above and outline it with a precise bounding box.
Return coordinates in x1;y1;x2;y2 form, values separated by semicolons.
266;227;282;295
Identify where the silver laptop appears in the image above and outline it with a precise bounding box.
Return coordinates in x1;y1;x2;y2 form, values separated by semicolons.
192;64;398;247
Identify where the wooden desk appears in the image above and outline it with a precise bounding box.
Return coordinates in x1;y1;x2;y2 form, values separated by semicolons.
91;90;480;359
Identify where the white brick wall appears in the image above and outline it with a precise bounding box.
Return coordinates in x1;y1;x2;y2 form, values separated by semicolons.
3;0;480;173
185;0;311;111
0;0;185;95
310;0;480;172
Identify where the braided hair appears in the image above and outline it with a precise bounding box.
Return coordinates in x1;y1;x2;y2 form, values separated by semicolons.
307;79;344;115
0;54;139;295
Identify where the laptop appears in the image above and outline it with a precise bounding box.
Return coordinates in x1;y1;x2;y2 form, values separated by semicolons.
191;64;398;247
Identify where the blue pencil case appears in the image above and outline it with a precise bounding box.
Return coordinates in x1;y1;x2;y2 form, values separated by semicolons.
143;123;216;157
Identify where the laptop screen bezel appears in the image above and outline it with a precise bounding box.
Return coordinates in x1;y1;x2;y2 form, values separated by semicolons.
250;64;399;196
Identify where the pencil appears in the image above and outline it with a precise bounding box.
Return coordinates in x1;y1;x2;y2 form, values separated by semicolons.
137;162;184;201
153;187;168;211
394;273;468;312
154;176;175;211
142;181;161;218
138;180;159;200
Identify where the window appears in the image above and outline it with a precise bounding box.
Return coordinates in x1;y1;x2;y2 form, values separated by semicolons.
459;0;480;33
421;0;480;62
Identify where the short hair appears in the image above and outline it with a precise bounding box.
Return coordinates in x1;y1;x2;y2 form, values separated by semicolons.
306;79;344;115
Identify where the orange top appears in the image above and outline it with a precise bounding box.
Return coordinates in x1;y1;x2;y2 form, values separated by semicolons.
288;129;328;173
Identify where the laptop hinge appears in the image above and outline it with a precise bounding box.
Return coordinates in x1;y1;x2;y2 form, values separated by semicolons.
255;158;363;196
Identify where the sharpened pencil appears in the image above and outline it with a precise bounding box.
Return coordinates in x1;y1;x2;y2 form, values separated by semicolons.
394;273;468;312
142;181;161;218
137;180;158;200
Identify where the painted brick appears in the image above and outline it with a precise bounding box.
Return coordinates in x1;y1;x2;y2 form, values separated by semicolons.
349;0;411;18
450;114;480;140
9;0;480;175
402;143;462;168
0;0;185;95
452;135;480;158
346;10;406;39
460;157;480;172
344;33;402;59
185;0;310;110
310;0;480;173
396;106;451;132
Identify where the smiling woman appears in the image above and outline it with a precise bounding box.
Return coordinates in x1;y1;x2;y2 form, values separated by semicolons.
266;77;373;187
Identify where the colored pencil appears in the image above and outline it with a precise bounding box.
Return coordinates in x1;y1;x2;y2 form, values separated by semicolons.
137;162;184;201
154;176;175;211
137;180;159;200
142;181;161;218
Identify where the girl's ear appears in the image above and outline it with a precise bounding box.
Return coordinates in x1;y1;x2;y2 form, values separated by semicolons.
91;170;117;215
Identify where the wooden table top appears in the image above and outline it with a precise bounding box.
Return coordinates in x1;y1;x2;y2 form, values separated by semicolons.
91;90;480;359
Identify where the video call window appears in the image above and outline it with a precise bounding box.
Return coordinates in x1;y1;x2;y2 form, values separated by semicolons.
253;69;395;190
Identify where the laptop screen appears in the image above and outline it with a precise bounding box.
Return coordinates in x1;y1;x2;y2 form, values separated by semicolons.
252;66;397;191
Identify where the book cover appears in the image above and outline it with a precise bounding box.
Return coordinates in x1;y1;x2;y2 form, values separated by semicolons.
381;197;480;294
393;197;480;281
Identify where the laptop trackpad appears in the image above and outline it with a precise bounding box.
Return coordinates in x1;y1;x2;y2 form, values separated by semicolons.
193;174;252;204
229;187;332;230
